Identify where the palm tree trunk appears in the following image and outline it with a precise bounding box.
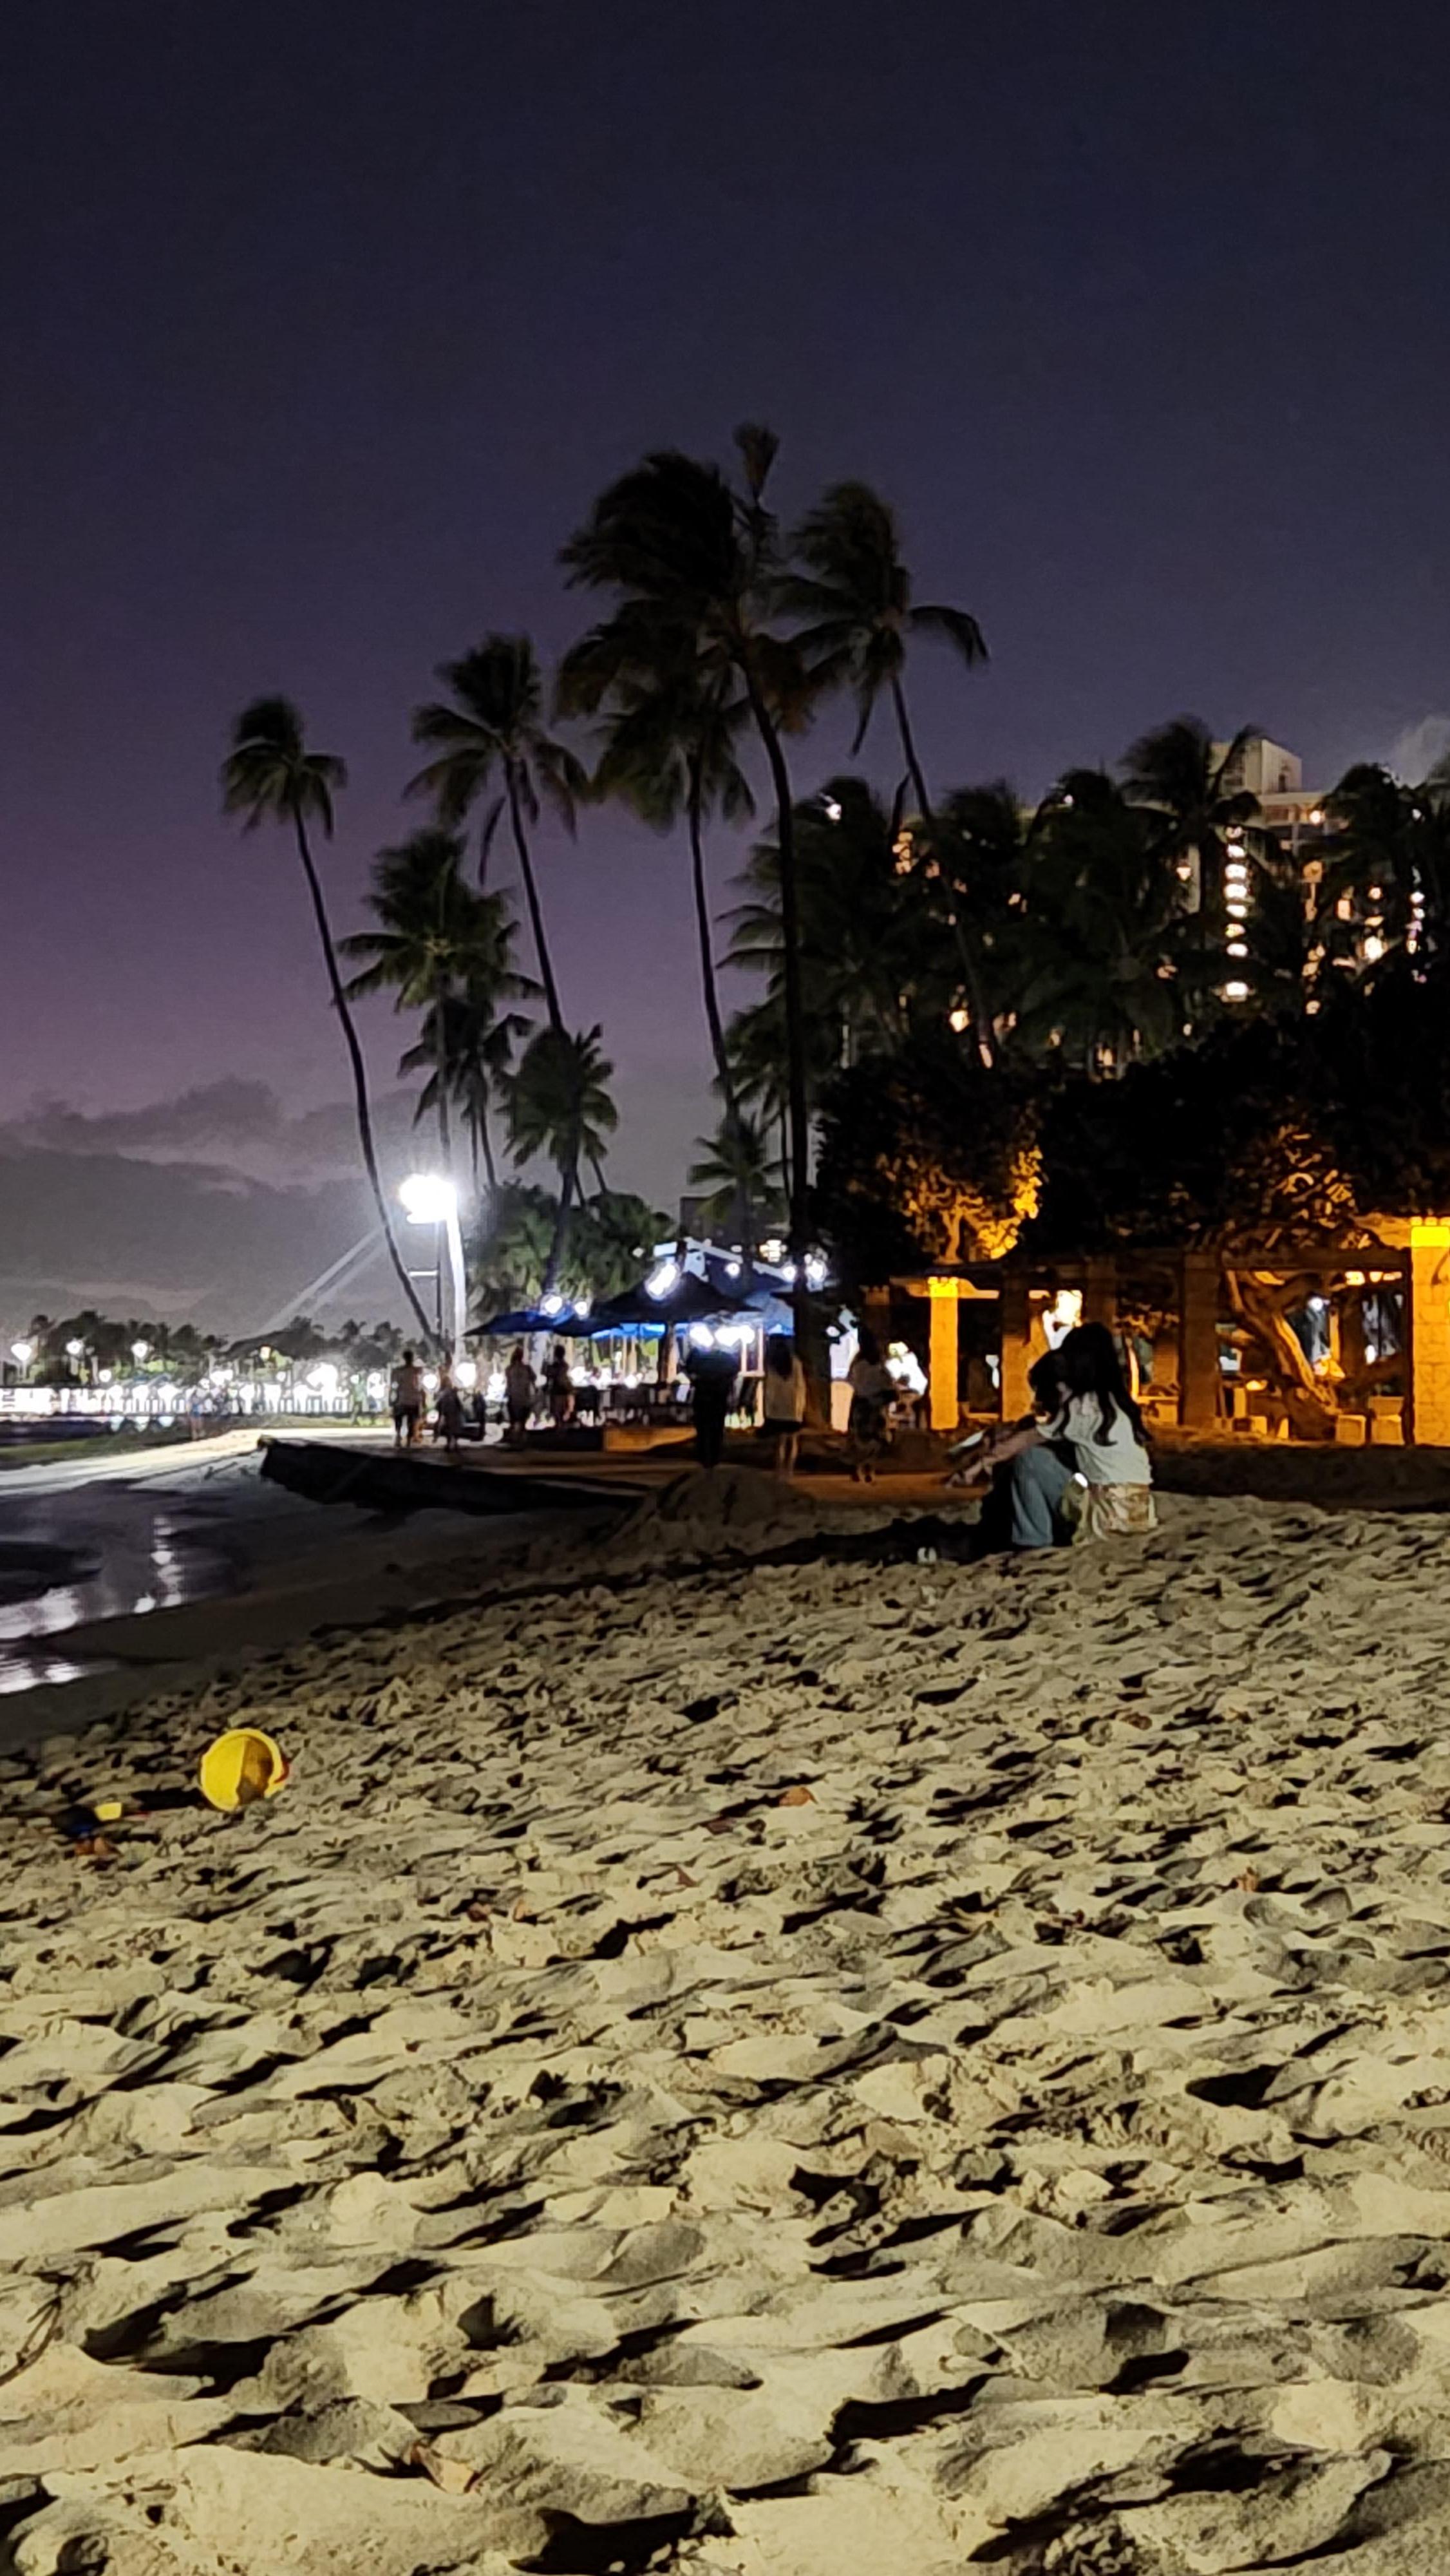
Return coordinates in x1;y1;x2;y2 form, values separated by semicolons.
890;671;934;825
740;683;809;1259
687;755;746;1137
541;1155;576;1300
290;810;436;1351
478;1100;498;1191
433;972;453;1177
740;672;820;1410
506;764;565;1031
890;670;993;1066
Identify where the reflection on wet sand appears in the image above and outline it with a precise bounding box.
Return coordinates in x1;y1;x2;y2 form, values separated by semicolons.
0;1489;238;1692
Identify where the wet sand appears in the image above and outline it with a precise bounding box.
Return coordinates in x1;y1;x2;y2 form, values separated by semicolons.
7;1466;1450;2571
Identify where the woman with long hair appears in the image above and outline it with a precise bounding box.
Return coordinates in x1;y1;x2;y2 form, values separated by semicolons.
973;1321;1155;1548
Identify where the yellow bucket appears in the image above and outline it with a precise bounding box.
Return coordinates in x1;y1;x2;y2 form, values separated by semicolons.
198;1727;290;1812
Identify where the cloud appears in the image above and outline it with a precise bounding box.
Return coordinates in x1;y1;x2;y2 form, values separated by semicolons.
1389;714;1450;782
7;1080;419;1186
0;1138;399;1336
0;1056;714;1334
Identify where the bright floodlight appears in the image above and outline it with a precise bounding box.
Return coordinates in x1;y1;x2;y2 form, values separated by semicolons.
645;1258;680;1301
66;1337;84;1358
400;1173;458;1226
131;1340;149;1363
10;1340;33;1368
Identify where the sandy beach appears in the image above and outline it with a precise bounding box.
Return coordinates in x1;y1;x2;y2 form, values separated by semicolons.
7;1466;1450;2573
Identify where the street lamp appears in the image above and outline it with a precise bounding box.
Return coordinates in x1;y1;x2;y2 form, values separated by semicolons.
10;1340;33;1371
131;1340;149;1366
400;1175;466;1358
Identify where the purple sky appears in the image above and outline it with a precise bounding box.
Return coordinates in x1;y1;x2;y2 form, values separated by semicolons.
3;1;1450;1320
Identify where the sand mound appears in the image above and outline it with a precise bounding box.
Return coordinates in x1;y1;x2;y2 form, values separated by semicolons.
616;1462;854;1553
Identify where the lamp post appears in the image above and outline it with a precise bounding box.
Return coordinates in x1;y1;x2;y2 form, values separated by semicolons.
400;1175;466;1360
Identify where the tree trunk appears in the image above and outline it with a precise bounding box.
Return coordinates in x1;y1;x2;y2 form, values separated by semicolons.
891;671;993;1066
740;683;809;1248
890;670;934;826
290;810;436;1351
507;764;565;1031
541;1154;576;1300
688;754;746;1136
479;1103;498;1191
433;971;453;1177
1224;1267;1338;1438
740;672;821;1414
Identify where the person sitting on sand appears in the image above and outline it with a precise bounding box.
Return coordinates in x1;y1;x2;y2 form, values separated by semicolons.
390;1349;424;1450
975;1323;1154;1548
761;1332;806;1477
504;1345;536;1446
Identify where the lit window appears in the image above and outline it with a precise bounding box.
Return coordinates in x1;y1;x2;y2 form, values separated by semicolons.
1223;980;1250;1001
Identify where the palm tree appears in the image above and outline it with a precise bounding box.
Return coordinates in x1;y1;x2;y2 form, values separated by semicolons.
1121;717;1262;965
469;1181;560;1321
408;636;587;1032
558;638;754;1142
919;783;1033;1057
1322;764;1442;972
688;1110;783;1247
399;982;534;1190
220;696;435;1348
567;1189;671;1300
561;430;818;1279
783;480;986;822
508;1024;618;1296
727;777;941;1084
341;828;533;1180
1017;770;1185;1072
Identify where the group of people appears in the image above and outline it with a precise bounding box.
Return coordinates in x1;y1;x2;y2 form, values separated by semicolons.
502;1344;575;1445
389;1314;1155;1549
390;1348;471;1455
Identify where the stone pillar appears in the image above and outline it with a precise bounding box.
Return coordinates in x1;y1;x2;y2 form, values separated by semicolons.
1404;1223;1450;1446
926;1280;959;1434
1178;1251;1221;1428
999;1267;1033;1422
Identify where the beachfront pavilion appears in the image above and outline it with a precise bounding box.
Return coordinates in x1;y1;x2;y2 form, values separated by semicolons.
882;1217;1450;1446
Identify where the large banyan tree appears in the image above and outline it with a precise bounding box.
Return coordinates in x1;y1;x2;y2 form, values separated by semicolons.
815;966;1450;1435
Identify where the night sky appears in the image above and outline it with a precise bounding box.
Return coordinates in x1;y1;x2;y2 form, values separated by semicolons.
3;1;1449;1318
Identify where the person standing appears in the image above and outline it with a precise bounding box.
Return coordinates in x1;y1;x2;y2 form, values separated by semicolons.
684;1338;738;1469
504;1344;536;1448
847;1327;895;1482
390;1349;424;1450
543;1343;574;1429
435;1358;465;1459
761;1333;806;1477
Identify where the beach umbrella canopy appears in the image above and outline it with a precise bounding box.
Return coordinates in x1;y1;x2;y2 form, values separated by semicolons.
475;1304;590;1336
586;1271;751;1333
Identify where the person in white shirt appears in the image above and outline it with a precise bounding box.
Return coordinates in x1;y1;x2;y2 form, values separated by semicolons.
974;1323;1156;1548
761;1334;806;1477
